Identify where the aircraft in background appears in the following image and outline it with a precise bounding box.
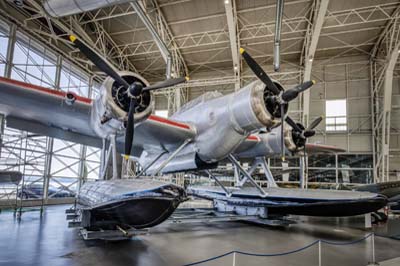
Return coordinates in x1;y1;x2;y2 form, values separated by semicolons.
341;180;400;221
0;171;22;185
354;180;400;206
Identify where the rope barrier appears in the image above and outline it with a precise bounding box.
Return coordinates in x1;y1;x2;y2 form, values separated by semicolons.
320;233;373;246
182;233;375;266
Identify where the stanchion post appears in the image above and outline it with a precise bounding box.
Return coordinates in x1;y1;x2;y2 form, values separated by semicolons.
318;241;322;266
232;251;236;266
372;233;376;264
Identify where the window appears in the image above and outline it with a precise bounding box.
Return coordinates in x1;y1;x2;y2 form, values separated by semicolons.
326;99;347;131
155;110;168;118
0;20;9;77
60;60;90;97
11;32;57;87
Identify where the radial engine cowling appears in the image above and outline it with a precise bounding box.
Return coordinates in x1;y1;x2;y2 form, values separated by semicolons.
230;79;286;132
172;79;286;162
91;71;153;138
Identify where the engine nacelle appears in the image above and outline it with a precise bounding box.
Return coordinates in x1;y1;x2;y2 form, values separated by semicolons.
261;127;298;155
230;80;284;132
235;127;301;159
91;71;153;138
172;80;285;162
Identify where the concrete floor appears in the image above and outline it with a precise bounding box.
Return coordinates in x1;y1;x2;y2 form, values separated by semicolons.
0;205;400;266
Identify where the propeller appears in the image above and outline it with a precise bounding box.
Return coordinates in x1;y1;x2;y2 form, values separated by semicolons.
239;47;315;160
69;35;188;159
289;116;323;149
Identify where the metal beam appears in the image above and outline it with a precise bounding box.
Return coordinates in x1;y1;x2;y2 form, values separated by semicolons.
4;23;16;78
131;1;171;64
301;0;329;126
370;6;400;182
9;0;137;74
224;0;240;89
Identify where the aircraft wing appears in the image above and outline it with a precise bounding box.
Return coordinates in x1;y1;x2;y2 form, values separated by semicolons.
231;135;261;153
0;77;102;147
0;77;196;153
126;115;196;157
305;143;346;154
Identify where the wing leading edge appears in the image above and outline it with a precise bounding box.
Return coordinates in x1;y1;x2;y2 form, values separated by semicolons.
0;77;196;152
0;76;101;146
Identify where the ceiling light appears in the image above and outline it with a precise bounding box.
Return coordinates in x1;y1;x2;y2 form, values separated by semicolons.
224;0;229;4
309;58;313;62
234;66;238;70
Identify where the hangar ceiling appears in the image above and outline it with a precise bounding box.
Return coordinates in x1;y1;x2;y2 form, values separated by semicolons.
1;0;399;87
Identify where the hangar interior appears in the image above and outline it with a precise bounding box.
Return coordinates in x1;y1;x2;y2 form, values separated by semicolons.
1;0;400;266
1;0;398;203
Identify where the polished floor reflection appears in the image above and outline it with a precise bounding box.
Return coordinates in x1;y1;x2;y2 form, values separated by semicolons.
0;205;400;266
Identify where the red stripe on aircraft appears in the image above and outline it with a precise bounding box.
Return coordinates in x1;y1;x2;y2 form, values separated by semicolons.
246;135;260;141
305;143;345;152
148;115;191;130
0;77;93;104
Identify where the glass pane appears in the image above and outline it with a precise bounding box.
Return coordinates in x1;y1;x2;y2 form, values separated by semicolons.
60;60;90;97
271;168;300;182
19;177;44;199
338;154;373;168
308;154;336;168
326;117;335;124
308;169;336;183
48;177;77;198
339;169;372;184
326;99;346;117
336;117;346;124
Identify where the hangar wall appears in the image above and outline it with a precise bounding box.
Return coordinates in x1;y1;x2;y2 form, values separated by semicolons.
154;54;400;180
0;18;101;205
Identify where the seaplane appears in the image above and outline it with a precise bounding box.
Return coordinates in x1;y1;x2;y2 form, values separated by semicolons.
0;31;386;234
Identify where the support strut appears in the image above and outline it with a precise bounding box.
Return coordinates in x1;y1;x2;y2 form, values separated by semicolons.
206;170;232;197
100;134;120;180
228;154;267;197
154;139;192;175
134;151;167;178
238;157;277;188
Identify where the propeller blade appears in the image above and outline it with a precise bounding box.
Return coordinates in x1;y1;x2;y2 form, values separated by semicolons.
281;80;315;102
308;116;323;130
143;77;188;92
303;130;316;138
285;116;303;133
124;99;136;159
240;48;281;95
70;35;130;89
